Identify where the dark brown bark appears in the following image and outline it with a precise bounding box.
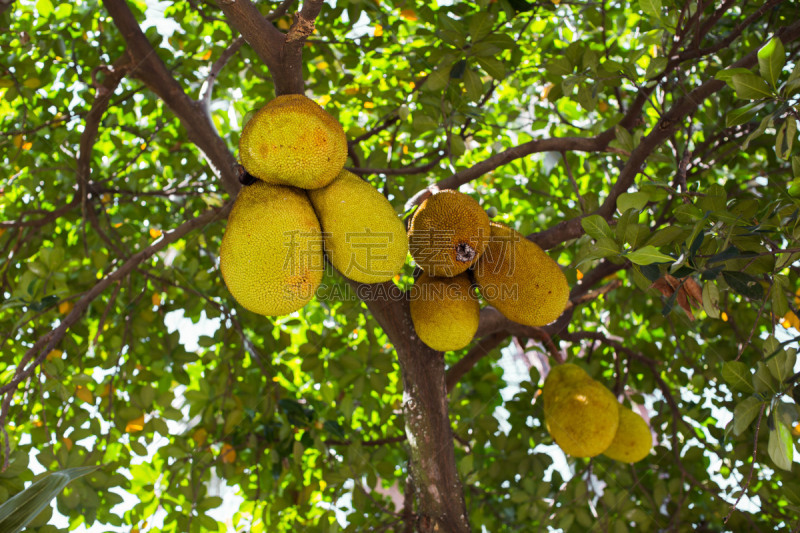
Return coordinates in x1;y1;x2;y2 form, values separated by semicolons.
217;0;324;96
356;281;471;533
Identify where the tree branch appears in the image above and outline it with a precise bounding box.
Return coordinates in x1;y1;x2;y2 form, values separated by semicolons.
446;331;508;393
0;198;81;229
217;0;325;95
199;36;245;114
531;18;800;251
404;135;616;210
102;0;241;195
0;202;232;403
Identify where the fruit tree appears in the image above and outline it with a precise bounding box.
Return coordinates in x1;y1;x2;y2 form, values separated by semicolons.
3;0;800;531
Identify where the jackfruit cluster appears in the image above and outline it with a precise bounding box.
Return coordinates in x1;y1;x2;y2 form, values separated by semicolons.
542;364;652;462
220;95;408;316
407;190;569;352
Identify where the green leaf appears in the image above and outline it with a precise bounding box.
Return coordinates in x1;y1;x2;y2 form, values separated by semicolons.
768;421;794;471
35;0;54;17
784;116;797;158
593;237;621;258
638;0;662;21
614;126;634;153
757;37;785;88
617;191;649;213
721;361;754;393
625;246;674;266
615;208;636;246
463;68;484;102
580;214;614;241
730;73;773;100
476;57;505;79
548;56;573;77
726;102;765;128
645;226;684;247
468;13;495;41
716;67;756;85
450;59;467;80
767;341;796;384
753;362;778;394
722;271;764;299
425;68;450;92
733;397;763;436
742;113;773;149
645;56;667;80
0;466;98;533
702;282;720;318
786;61;800;96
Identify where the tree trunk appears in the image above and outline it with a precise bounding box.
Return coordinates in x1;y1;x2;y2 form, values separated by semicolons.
360;282;471;532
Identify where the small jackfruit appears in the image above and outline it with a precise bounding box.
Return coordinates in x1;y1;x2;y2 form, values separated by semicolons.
474;222;568;327
542;363;592;412
239;95;347;189
544;377;619;458
308;170;408;283
408;190;490;277
409;271;479;351
602;404;652;463
220;182;324;316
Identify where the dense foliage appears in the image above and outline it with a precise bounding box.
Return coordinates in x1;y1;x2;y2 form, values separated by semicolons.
3;0;800;531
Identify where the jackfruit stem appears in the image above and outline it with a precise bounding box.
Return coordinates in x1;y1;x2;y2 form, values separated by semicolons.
238;168;258;186
454;242;476;263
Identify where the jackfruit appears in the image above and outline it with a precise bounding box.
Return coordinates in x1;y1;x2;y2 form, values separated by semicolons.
408;190;490;277
220;182;324;316
542;363;592;412
239;94;347;189
409;271;479;351
544;377;619;457
474;222;568;327
308;169;408;283
602;404;652;463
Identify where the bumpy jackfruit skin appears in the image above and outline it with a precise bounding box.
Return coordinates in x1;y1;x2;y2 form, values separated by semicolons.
544;379;619;457
602;404;652;463
308;170;408;283
409;271;479;351
542;363;592;412
220;182;324;316
239;95;347;189
474;222;569;327
408;190;491;278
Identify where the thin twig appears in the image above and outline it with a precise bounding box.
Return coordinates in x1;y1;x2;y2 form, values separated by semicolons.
724;404;766;524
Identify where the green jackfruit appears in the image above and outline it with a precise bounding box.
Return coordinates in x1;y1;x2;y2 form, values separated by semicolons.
220;182;324;316
239;95;347;189
602;405;652;463
474;222;568;327
308;170;408;283
409;271;479;351
544;377;619;458
408;190;490;277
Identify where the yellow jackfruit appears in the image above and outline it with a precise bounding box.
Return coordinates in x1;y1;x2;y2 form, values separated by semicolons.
542;363;592;412
239;95;347;189
602;404;652;463
220;182;324;316
409;271;479;351
544;377;619;458
408;190;490;277
308;169;408;283
474;222;568;327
